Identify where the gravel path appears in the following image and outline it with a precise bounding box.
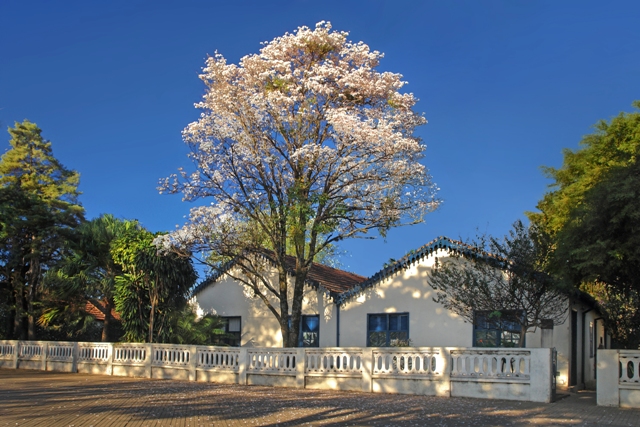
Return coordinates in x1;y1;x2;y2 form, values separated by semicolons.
1;369;639;426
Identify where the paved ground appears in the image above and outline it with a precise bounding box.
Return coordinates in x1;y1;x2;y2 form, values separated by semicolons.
1;369;639;427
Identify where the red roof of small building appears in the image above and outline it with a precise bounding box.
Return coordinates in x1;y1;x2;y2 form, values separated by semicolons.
85;300;121;321
282;256;367;294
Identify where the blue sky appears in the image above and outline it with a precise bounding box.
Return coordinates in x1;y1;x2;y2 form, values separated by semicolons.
1;0;639;277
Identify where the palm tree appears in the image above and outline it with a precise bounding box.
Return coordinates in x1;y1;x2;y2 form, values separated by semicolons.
42;214;136;341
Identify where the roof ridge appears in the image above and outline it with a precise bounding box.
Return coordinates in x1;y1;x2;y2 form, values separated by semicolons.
190;251;365;300
336;236;492;305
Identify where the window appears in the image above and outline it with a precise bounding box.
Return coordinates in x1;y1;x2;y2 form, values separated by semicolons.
213;316;241;346
367;313;409;347
473;311;523;347
300;315;319;347
288;314;320;347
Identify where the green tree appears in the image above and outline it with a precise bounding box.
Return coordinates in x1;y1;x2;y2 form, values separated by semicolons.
554;158;640;347
41;214;136;341
112;226;197;343
0;121;83;339
529;101;640;235
429;221;567;347
529;101;640;348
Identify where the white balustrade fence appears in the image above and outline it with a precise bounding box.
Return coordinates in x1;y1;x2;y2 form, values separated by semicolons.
113;345;147;364
305;349;362;376
19;343;43;359
0;340;554;403
619;353;640;384
0;343;14;359
197;347;240;371
78;343;111;362
153;345;191;367
248;349;298;374
47;343;74;362
450;349;530;380
597;349;640;408
373;349;440;377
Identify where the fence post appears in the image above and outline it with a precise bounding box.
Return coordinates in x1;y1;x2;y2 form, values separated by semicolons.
597;349;620;407
529;348;553;403
437;347;452;397
238;348;248;385
106;343;114;376
296;348;306;389
11;341;19;370
362;349;373;393
188;345;197;382
145;344;153;378
71;342;79;373
41;342;48;371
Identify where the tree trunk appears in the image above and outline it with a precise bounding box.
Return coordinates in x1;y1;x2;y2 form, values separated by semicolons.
148;287;157;344
6;300;15;340
13;277;25;340
277;265;290;347
101;299;112;342
518;325;527;347
26;244;40;340
289;264;309;348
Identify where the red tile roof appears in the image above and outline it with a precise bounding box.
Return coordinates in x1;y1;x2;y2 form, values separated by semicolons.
282;255;367;294
85;300;121;321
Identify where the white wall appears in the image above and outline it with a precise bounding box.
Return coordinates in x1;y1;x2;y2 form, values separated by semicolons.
336;249;471;348
192;250;597;393
193;267;330;347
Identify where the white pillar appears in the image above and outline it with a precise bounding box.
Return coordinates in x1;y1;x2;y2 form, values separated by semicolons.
188;345;198;381
436;347;451;397
145;344;153;378
11;341;18;369
597;349;620;407
529;348;553;403
71;342;79;373
362;349;373;393
106;343;114;376
41;342;48;371
295;348;306;388
237;348;248;385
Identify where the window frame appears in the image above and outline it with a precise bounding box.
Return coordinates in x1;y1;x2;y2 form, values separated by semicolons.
299;314;320;347
287;314;320;347
213;316;242;347
473;310;525;348
366;312;410;347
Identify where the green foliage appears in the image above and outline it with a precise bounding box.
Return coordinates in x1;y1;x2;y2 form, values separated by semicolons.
40;215;135;341
112;227;197;343
0;121;83;340
554;157;640;347
529;101;640;235
165;309;225;345
530;102;640;348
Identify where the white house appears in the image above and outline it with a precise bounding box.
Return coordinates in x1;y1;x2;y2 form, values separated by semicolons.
192;236;606;390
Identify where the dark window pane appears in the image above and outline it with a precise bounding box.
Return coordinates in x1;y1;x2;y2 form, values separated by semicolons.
367;313;409;347
390;331;408;345
389;315;399;331
474;310;524;348
475;329;499;347
303;315;319;332
297;315;320;347
302;332;319;347
369;315;387;332
369;331;387;347
400;315;409;331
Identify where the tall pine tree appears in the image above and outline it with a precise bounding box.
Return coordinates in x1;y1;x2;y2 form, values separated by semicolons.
0;120;83;339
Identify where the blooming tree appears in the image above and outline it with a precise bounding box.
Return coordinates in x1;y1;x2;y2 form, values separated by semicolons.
158;22;439;347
